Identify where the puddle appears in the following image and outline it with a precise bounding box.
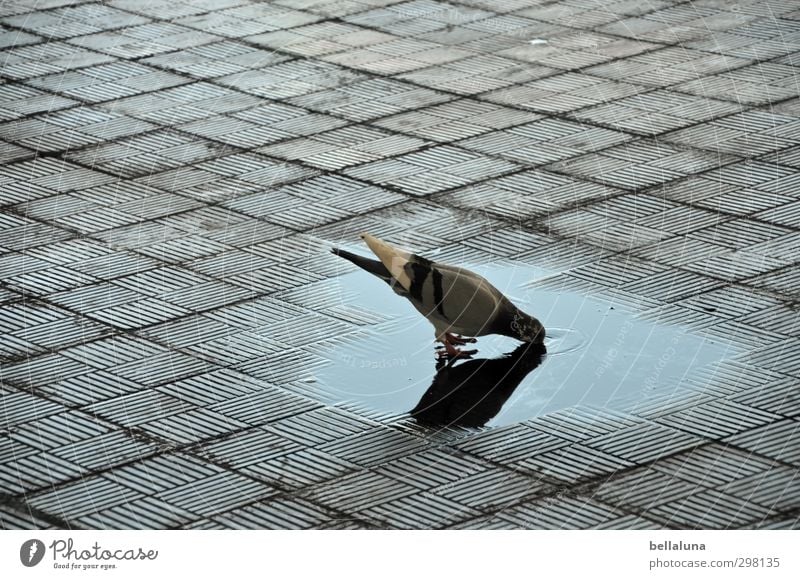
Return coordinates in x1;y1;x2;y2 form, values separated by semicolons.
316;261;739;428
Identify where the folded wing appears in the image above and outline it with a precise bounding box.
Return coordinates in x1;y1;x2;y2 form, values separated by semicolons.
361;233;504;334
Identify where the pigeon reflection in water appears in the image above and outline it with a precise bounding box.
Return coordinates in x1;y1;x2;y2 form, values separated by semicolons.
411;342;547;428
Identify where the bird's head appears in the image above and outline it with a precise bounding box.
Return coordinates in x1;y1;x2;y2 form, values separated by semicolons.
510;310;546;345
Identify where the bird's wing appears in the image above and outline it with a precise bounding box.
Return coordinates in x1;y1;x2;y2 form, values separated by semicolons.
428;265;505;331
361;233;505;330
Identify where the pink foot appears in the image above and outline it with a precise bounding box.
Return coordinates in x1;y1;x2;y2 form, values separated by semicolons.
445;332;477;346
436;335;478;359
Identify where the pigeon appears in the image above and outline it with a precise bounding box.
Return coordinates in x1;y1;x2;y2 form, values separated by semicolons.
331;233;545;357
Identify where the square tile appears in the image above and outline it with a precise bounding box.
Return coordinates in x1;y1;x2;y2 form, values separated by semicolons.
459;117;632;164
288;77;452;121
216;60;367;100
1;40;115;80
345;144;519;195
259;125;427;169
674;63;800;105
572;90;741;136
372;99;540;142
2;4;149;39
548;140;736;190
142;40;291;79
25;61;190;103
176;5;321;38
481;72;647;113
68;22;221;59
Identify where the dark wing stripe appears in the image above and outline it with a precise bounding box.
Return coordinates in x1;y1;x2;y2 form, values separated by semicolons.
408;262;429;301
413;254;434;267
432;267;446;317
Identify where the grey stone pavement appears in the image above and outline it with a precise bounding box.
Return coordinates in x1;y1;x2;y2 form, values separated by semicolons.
0;0;799;530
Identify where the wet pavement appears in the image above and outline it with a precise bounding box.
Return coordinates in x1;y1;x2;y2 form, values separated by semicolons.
0;0;798;529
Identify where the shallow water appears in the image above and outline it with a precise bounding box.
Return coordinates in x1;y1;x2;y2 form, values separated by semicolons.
317;261;738;427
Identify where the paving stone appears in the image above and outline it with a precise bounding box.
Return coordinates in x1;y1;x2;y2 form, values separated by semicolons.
1;0;797;531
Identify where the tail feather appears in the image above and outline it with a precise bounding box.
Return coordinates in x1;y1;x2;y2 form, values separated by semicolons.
331;247;392;281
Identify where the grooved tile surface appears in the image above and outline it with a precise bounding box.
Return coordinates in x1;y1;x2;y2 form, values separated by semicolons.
1;0;798;531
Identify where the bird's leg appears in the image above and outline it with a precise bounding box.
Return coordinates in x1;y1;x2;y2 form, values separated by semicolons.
436;333;477;359
445;332;477;345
